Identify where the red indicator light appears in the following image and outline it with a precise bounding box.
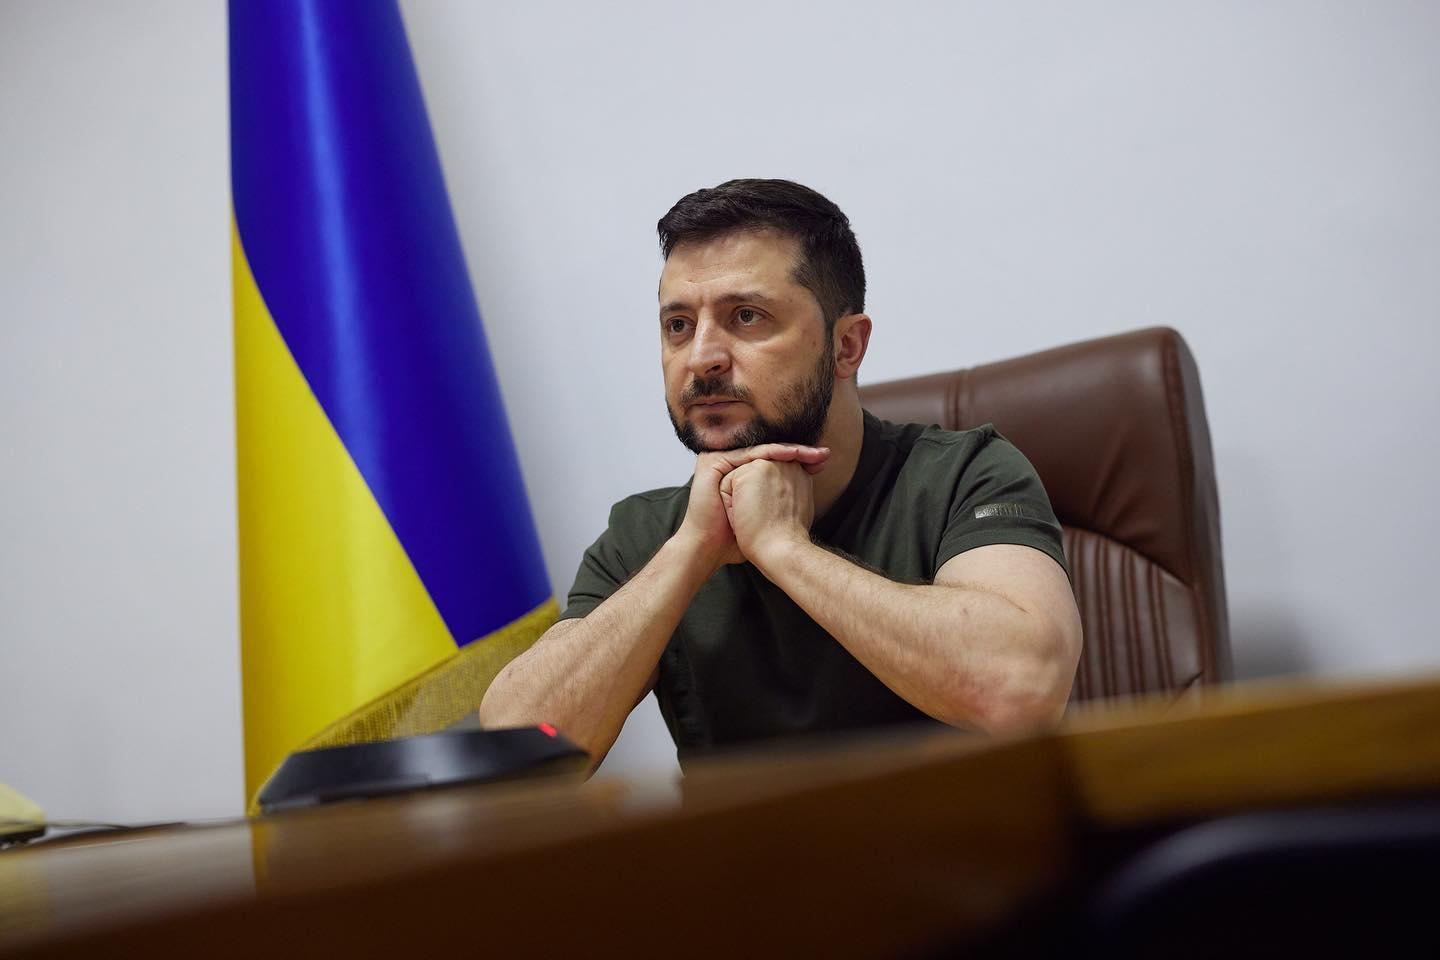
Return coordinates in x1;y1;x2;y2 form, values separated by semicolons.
538;723;558;738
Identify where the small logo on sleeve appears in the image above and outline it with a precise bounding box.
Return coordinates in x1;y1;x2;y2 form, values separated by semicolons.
974;502;1041;520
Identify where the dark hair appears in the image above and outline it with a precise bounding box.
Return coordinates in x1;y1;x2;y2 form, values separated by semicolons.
657;179;865;332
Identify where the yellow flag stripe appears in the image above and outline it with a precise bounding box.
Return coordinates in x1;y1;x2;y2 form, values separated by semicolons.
234;219;458;803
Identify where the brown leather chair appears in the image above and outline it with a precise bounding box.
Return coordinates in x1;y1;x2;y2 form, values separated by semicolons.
860;327;1230;703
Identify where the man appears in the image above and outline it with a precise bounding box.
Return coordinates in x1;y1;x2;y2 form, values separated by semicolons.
480;179;1081;766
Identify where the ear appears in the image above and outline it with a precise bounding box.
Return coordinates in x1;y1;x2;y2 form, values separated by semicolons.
832;313;872;381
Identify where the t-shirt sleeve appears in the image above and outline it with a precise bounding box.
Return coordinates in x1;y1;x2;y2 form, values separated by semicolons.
934;428;1070;579
557;492;681;622
558;506;633;622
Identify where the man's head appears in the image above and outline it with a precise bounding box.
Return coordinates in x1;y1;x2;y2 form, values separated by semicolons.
656;179;868;453
658;179;866;337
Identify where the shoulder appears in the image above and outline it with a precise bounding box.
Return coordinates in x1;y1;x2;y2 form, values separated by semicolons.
606;483;690;538
866;413;1017;477
868;416;1052;518
872;417;1067;576
913;420;1002;458
920;422;1037;480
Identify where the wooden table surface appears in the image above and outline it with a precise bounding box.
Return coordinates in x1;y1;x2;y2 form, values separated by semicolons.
4;674;1439;958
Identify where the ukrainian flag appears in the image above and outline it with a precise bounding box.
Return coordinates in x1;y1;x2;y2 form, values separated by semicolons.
230;1;554;813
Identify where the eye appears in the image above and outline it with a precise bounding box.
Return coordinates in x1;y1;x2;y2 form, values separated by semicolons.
736;307;761;325
665;316;691;336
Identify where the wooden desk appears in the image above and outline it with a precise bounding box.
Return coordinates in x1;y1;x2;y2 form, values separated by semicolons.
4;675;1440;958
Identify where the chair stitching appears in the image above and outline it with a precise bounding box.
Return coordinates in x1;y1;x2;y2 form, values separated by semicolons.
1095;530;1117;696
1070;527;1091;700
1122;541;1142;694
1160;333;1214;682
1149;560;1174;691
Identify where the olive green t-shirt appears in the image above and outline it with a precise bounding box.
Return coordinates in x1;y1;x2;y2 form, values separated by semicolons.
560;411;1068;761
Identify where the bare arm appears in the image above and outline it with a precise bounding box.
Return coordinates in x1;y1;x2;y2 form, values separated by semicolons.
754;538;1079;732
478;531;713;765
478;443;829;765
721;459;1081;733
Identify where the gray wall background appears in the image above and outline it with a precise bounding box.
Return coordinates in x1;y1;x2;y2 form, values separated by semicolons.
1;0;1436;823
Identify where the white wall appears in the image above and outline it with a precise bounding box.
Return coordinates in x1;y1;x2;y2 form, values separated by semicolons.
1;0;1436;822
0;1;237;823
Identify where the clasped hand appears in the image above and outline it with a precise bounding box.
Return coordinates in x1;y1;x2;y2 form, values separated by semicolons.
680;443;828;570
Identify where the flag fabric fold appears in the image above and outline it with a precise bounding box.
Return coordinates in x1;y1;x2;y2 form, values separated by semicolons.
230;0;553;812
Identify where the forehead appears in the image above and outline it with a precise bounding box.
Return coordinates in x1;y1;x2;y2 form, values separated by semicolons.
658;230;807;307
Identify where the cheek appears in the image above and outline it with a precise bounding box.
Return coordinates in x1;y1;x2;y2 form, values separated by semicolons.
662;359;685;401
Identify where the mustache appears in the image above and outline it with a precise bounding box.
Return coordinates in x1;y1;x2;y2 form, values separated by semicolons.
681;377;755;405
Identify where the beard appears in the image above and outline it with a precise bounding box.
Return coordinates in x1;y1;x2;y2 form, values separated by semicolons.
669;343;835;453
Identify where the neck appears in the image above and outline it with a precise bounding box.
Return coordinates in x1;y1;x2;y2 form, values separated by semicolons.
812;390;865;520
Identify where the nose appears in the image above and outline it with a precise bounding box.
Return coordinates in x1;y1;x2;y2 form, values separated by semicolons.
686;316;731;379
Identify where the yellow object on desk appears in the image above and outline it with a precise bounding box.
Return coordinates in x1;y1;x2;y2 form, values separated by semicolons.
0;784;44;841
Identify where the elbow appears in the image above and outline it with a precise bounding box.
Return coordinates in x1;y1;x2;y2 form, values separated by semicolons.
954;618;1081;735
478;669;607;770
476;679;510;730
480;689;604;781
966;679;1068;735
478;659;529;730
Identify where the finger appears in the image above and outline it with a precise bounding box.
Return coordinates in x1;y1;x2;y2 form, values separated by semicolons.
747;444;830;464
727;457;821;481
705;444;830;477
795;445;831;461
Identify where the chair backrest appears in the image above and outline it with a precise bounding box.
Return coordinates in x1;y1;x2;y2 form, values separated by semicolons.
859;327;1230;703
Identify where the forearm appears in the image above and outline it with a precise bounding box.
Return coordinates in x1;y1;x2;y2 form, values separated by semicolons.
479;532;715;761
752;540;1074;733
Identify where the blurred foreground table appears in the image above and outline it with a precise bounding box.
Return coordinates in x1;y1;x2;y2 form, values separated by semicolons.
4;675;1440;958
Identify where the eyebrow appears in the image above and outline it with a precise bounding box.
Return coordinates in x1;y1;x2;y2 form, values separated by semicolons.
659;291;778;315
